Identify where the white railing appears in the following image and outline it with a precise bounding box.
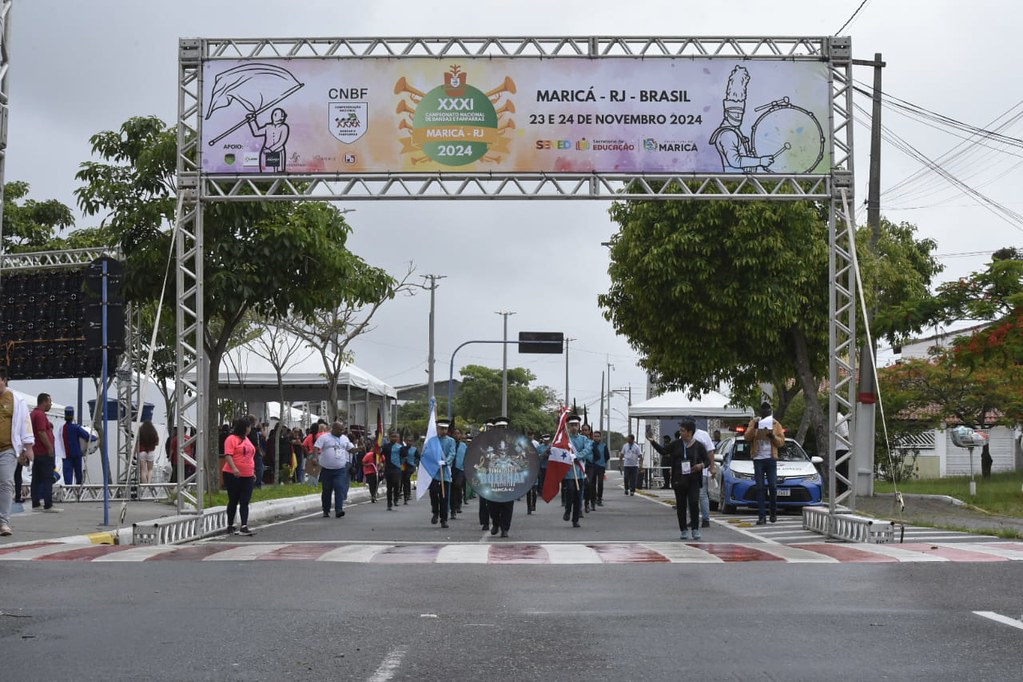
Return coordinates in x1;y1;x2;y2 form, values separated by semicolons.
803;506;895;543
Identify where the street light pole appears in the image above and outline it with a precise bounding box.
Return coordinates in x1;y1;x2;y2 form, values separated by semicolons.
496;311;516;417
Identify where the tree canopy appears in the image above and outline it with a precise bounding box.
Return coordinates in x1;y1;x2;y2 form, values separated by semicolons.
74;115;398;484
599;192;942;457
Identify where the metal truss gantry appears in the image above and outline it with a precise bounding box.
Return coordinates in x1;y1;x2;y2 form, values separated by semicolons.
176;35;856;518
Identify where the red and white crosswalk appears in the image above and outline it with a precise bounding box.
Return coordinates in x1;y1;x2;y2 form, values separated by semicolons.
3;540;1023;563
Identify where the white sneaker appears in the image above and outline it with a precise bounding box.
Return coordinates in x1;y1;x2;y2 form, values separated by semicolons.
42;507;63;513
0;523;12;536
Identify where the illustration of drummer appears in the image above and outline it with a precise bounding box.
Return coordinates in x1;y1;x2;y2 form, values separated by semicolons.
710;66;776;174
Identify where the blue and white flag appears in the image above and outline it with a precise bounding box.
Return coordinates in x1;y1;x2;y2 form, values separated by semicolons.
417;398;445;500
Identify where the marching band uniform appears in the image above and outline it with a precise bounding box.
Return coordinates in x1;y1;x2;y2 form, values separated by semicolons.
382;434;404;511
487;417;515;538
451;434;467;518
587;435;609;510
478;420;493;531
401;440;417;504
562;415;592;527
428;420;455;529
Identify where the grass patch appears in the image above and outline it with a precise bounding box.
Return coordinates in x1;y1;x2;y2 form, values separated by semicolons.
875;472;1023;517
202;482;364;508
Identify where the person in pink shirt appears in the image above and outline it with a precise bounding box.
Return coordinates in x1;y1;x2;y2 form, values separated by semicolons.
222;417;256;536
362;446;382;503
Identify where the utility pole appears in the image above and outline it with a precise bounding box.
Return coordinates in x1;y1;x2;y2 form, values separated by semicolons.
852;53;885;504
606;360;614;433
0;0;12;249
599;370;605;432
423;274;446;404
495;311;516;417
564;337;575;408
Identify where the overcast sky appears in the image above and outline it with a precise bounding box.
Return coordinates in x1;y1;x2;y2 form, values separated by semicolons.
7;1;1022;427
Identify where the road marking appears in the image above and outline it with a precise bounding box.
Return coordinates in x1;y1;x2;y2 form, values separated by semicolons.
92;545;180;562
755;544;840;563
1;544;90;560
203;543;288;561
974;611;1023;631
436;544;490;563
367;645;408;682
317;544;392;562
641;542;723;563
542;543;602;564
831;543;946;562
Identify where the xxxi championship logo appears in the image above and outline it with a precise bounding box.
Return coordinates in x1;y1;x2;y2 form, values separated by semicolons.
395;66;516;167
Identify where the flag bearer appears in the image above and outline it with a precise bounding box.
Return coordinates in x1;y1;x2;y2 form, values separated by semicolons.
563;414;592;528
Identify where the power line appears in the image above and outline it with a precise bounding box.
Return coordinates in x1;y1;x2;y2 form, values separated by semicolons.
836;0;872;34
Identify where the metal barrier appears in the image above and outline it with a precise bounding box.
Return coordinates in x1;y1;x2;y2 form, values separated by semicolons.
133;510;228;545
803;506;895;543
57;484;175;503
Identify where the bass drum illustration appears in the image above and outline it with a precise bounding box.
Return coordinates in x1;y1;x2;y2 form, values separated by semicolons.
750;97;826;174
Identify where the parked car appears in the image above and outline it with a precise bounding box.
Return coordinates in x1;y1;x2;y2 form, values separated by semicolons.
715;435;823;514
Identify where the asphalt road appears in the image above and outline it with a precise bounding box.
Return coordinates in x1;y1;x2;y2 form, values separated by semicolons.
4;487;1023;680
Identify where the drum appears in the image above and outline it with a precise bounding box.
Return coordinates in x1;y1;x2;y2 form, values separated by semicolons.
750;99;826;174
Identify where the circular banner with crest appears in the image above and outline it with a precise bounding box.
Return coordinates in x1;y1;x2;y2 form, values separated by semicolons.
464;429;539;503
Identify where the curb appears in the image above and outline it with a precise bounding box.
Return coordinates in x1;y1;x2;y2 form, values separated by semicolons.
22;486;374;547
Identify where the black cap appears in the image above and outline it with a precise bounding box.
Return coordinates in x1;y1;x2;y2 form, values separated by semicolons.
493;416;509;427
436;419;451;429
567;414;582;425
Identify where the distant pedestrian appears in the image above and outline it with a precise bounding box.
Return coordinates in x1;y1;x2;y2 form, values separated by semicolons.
362;446;382;502
620;434;642;496
382;432;404;511
562;415;591;528
451;428;467;517
136;420;160;485
223;417;257;536
486;417;514;537
58;406;95;487
0;367;35;536
692;425;717;529
587;430;609;510
659;434;673;489
315;421;355;518
30;393;58;511
402;434;418;505
745;401;785;525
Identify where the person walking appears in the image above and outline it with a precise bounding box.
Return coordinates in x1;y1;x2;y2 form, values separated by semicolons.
362;445;382;502
486;417;515;537
659;434;673;489
693;425;717;529
58;406;95;487
588;430;609;510
0;367;35;536
745;401;785;525
429;419;455;529
650;419;710;540
136;420;160;485
451;428;467;518
315;421;355;518
620;433;642;496
223;417;257;536
401;434;417;505
563;415;591;528
30;393;58;511
382;432;404;511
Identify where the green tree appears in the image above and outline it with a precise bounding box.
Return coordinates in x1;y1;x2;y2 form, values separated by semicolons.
2;181;75;252
599;193;941;458
74;116;395;488
454;364;559;435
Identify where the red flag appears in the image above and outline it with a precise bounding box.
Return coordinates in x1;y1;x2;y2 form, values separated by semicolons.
542;408;579;503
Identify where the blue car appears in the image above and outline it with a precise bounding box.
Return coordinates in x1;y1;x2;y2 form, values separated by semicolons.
715;436;824;514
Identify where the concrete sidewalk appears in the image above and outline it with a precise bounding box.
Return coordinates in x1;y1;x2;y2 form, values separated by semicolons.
1;500;179;547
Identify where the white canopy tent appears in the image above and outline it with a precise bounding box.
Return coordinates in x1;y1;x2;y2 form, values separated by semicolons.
628;389;753;420
213;365;396;430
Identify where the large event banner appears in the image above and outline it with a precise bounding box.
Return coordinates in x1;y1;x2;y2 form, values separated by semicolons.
201;57;831;176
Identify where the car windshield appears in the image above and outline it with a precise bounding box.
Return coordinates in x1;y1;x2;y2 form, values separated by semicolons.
730;439;810;462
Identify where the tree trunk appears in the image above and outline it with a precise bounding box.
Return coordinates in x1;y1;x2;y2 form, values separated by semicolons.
791;327;829;458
